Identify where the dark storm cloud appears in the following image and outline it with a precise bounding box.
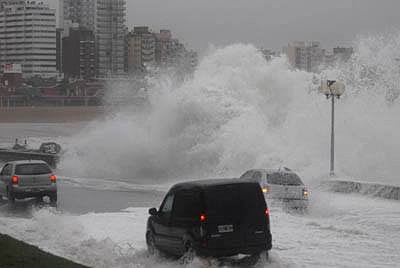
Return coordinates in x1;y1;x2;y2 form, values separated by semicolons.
126;0;400;52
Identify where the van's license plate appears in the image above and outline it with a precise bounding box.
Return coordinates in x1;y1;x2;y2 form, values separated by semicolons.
218;225;234;233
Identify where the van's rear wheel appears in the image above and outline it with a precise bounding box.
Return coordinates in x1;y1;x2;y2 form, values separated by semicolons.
247;250;269;265
246;253;261;266
180;242;195;264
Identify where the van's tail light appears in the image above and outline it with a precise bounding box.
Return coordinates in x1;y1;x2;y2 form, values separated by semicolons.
50;175;57;183
200;213;207;223
11;175;19;185
262;186;269;193
303;188;309;198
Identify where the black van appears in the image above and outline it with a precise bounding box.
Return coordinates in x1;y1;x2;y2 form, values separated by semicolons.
146;179;272;262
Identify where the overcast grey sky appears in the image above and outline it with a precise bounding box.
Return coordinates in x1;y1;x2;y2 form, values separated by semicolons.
51;0;400;53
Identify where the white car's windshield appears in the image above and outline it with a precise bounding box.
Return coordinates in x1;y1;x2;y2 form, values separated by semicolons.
267;173;303;186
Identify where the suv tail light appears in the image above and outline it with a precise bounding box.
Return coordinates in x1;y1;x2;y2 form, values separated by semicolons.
12;175;19;185
303;188;309;198
50;174;57;183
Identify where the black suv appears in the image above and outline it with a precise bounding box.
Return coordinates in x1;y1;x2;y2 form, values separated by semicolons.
146;179;272;262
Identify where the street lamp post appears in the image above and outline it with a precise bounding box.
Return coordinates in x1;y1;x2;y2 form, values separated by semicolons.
320;80;345;176
330;89;335;176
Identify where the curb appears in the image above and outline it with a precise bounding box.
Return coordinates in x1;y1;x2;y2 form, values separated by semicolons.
321;179;400;200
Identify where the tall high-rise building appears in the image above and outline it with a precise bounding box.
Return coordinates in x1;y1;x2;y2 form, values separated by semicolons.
95;0;126;78
56;28;63;74
283;41;325;73
127;26;155;73
0;0;57;78
60;0;95;34
154;30;172;65
60;0;126;78
62;27;96;79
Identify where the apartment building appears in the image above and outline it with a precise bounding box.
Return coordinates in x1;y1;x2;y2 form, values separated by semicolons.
0;0;57;77
154;29;172;66
60;0;126;78
60;0;95;36
127;26;155;73
284;41;325;73
62;27;96;79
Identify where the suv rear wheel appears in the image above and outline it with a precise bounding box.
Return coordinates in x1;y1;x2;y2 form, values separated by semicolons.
50;194;57;205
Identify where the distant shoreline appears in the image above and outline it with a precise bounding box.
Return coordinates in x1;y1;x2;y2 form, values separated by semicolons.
0;107;106;123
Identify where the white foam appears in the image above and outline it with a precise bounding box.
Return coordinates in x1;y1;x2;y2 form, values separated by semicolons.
59;37;400;186
1;192;399;268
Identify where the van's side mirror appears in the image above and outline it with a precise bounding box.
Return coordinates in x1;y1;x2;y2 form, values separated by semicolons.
149;208;158;216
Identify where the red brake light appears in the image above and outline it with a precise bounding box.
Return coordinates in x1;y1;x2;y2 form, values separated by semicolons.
200;214;206;222
265;207;270;217
265;207;270;224
50;175;57;183
12;175;19;185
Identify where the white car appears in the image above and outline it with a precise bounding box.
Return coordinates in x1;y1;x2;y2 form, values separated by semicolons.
0;160;57;204
240;168;309;209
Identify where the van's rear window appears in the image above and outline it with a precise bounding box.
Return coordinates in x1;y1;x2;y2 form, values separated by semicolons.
15;164;52;175
205;183;266;222
173;191;202;219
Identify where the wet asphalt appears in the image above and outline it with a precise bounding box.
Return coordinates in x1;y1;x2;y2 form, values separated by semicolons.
0;180;165;217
